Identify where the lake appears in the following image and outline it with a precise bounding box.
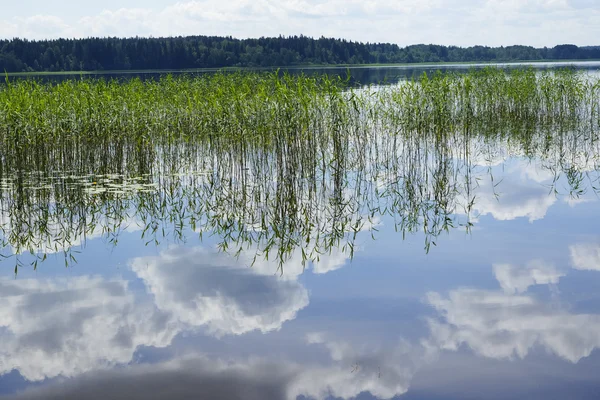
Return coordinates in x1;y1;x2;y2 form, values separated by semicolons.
1;64;600;399
9;60;600;85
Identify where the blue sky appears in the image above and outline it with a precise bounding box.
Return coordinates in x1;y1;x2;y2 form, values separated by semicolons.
1;0;599;46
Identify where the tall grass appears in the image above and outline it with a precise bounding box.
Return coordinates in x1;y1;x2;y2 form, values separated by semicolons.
376;67;599;136
0;72;348;144
1;68;598;143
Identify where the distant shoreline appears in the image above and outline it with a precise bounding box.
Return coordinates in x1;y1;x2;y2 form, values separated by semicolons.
2;36;598;76
6;59;600;77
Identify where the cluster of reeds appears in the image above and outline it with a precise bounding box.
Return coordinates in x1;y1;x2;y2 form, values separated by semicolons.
1;68;599;273
0;71;350;145
2;68;598;143
376;67;600;135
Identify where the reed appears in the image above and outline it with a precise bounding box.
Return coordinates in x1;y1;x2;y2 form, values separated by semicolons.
1;68;598;144
375;67;599;136
1;68;599;273
0;71;349;146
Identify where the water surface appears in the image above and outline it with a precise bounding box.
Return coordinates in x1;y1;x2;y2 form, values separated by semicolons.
1;66;600;399
8;60;600;86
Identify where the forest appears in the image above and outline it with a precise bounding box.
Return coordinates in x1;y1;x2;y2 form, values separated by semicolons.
1;35;599;73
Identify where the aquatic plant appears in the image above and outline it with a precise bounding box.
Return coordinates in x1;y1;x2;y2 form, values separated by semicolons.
2;68;599;142
1;68;599;273
374;67;599;136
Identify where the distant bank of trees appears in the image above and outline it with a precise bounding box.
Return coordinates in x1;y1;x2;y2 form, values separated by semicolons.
1;35;599;73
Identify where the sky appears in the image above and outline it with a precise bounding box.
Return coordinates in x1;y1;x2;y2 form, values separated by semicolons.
0;0;599;47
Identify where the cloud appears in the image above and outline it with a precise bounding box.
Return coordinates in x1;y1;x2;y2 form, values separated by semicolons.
3;357;292;400
0;276;177;381
570;242;600;271
0;15;71;39
1;329;423;400
2;0;599;46
8;333;423;400
453;157;560;223
78;9;154;38
567;0;597;9
0;244;318;382
471;179;556;222
493;260;564;294
565;196;596;207
0;203;144;256
485;0;570;13
3;341;420;400
129;246;309;336
292;333;424;400
163;0;284;21
239;234;357;278
16;15;71;36
426;288;600;363
516;162;555;184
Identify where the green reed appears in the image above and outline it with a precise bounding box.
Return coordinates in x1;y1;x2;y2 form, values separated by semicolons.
1;68;599;273
2;68;598;143
0;71;348;145
374;67;599;135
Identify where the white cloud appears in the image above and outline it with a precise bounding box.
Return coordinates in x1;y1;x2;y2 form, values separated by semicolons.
0;263;420;399
0;208;144;256
493;260;564;294
426;288;600;363
129;246;309;336
570;242;600;271
3;356;293;400
290;333;424;400
470;179;556;222
516;162;555;184
78;9;155;37
0;276;178;381
485;0;569;13
0;15;71;39
0;243;320;382
565;196;596;207
4;344;424;400
569;0;597;9
163;0;283;21
1;0;599;46
453;157;562;224
425;255;600;363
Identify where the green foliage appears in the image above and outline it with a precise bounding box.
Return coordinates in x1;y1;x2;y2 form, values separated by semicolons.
0;71;349;144
377;67;598;134
1;35;600;73
1;68;599;274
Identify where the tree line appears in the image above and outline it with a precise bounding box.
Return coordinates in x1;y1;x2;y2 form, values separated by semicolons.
1;35;599;73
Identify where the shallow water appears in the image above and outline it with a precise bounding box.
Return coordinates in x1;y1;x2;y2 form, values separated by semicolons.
1;69;600;399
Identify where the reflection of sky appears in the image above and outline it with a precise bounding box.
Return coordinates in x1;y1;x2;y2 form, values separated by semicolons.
461;156;598;224
2;154;600;399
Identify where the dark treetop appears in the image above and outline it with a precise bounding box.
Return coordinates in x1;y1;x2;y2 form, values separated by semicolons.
1;35;600;73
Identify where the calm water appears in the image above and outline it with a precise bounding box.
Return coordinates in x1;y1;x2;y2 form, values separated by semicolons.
2;66;600;399
10;60;600;86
